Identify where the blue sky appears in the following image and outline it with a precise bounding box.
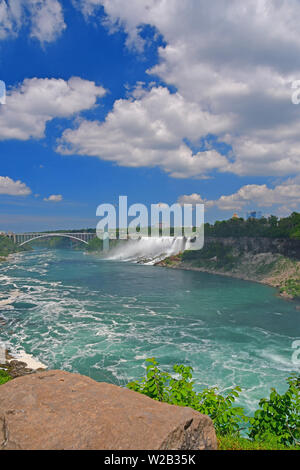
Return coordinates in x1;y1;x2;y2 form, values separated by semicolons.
1;0;300;232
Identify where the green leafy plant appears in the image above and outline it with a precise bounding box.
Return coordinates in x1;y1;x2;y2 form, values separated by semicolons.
0;369;12;385
249;375;300;446
127;359;300;448
127;358;247;435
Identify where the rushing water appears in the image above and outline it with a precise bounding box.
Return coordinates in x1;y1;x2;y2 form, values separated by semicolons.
0;248;299;415
105;236;193;264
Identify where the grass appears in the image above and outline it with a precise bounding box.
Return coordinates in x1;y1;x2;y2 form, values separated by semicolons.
0;369;12;385
217;435;300;450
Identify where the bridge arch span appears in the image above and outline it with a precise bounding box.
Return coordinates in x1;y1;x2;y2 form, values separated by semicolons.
19;233;90;246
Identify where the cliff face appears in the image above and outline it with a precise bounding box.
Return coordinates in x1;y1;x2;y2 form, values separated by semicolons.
157;237;300;300
205;237;300;260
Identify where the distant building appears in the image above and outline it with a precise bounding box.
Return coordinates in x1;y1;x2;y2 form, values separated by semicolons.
246;211;262;220
232;213;239;219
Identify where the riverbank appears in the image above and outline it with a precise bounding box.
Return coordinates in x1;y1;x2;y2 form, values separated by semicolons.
0;348;47;379
156;245;300;301
0;235;29;261
0;252;22;263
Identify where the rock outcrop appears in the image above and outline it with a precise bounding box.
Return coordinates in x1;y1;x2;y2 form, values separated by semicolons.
0;370;217;450
205;236;300;260
0;349;45;379
157;237;300;299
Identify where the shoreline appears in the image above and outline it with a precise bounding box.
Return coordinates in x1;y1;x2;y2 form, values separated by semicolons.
80;249;300;302
2;245;299;303
0;345;48;378
0;252;22;262
155;258;300;304
0;347;47;378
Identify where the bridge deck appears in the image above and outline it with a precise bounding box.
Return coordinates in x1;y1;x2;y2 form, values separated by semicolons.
6;232;97;246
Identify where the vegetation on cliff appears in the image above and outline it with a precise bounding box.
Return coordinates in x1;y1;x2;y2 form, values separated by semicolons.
158;242;300;299
86;237;103;251
0;235;28;259
128;358;300;450
182;241;242;271
280;278;300;299
86;237;121;252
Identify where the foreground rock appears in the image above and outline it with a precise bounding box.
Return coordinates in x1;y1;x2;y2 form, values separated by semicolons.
0;370;217;450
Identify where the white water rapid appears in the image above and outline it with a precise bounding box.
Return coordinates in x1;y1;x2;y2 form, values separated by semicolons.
104;236;194;265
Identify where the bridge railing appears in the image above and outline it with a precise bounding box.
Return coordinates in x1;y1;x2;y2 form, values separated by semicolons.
7;232;97;246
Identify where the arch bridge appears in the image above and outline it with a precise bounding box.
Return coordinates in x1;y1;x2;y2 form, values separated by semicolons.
6;232;96;246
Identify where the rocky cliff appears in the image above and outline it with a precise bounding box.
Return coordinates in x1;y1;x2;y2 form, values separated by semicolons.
206;236;300;260
157;237;300;300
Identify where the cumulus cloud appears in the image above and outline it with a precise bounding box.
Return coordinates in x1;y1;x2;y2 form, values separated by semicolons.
0;0;66;43
73;0;157;51
5;1;300;181
68;1;300;179
0;0;23;39
0;77;106;140
57;86;231;178
178;193;208;206
29;0;66;43
179;182;300;213
0;176;31;196
43;194;62;202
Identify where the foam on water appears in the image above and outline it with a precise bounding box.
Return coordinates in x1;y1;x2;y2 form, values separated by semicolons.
0;289;20;308
105;236;191;264
12;351;47;370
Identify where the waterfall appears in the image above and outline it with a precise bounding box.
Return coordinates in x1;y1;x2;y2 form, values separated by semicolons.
104;236;193;265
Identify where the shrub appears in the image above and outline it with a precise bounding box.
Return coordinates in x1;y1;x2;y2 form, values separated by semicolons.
127;359;300;448
249;375;300;446
127;358;247;436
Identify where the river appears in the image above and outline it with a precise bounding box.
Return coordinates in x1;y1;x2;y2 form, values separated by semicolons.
0;248;299;415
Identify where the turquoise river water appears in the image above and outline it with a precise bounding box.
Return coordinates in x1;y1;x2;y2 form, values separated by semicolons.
0;248;299;415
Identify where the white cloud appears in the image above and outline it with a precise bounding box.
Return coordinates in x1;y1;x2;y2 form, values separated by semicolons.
178;193;208;206
0;76;106;140
4;1;300;181
57;85;231;178
43;194;62;202
73;0;158;51
0;0;66;43
0;176;31;195
29;0;66;43
179;182;300;213
70;1;300;178
0;0;23;40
